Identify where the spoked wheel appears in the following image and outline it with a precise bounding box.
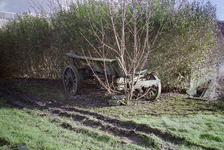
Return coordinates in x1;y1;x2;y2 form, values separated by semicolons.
144;73;161;100
63;65;80;95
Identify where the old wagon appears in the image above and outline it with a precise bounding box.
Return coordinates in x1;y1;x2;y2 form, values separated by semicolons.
63;52;161;100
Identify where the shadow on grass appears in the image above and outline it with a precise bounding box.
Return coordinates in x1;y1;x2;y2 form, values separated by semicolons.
1;78;224;116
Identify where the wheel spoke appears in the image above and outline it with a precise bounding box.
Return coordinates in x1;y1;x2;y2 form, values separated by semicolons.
72;83;77;92
145;87;157;99
150;87;157;92
65;82;70;88
148;92;152;98
64;77;69;85
68;68;73;78
150;90;155;96
64;81;69;88
64;75;68;80
68;69;72;78
72;78;77;83
67;83;71;92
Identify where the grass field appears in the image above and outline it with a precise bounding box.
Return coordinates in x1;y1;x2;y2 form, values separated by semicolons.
0;78;223;150
87;96;224;149
0;99;145;150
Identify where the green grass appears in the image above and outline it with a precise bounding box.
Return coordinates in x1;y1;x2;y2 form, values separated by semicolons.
1;79;224;149
0;99;145;150
139;114;224;149
87;97;224;149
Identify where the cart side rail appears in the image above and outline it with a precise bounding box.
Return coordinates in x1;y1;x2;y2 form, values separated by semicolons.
66;53;117;62
66;53;127;77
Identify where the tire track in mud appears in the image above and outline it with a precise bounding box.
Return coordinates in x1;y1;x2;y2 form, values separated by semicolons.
0;86;216;150
0;87;165;149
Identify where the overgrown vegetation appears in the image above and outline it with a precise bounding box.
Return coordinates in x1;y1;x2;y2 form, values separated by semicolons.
149;0;218;90
0;0;219;92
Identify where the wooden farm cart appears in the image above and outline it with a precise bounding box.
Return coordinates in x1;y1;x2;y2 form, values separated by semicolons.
63;52;161;100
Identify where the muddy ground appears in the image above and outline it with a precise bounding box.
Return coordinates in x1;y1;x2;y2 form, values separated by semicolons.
0;78;222;150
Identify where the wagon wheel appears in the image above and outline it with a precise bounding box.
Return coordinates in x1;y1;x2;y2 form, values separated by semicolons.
63;65;80;95
144;73;161;100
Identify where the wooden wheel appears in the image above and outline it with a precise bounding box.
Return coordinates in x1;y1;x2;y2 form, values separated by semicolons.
144;73;161;100
63;65;80;95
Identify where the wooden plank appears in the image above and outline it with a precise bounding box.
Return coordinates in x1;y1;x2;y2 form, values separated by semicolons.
67;53;127;77
113;57;127;77
90;61;103;73
135;69;148;75
187;96;208;101
66;53;134;78
66;53;117;62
